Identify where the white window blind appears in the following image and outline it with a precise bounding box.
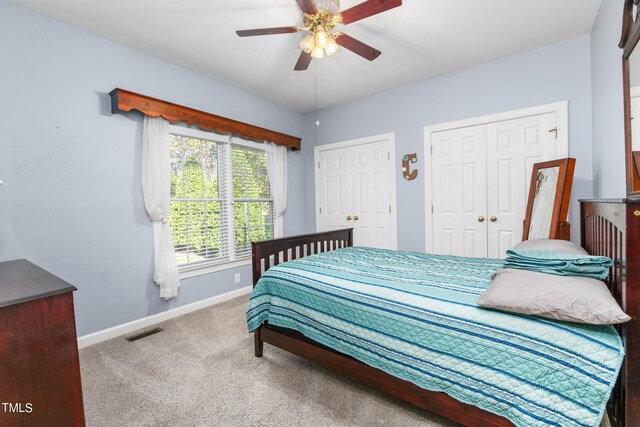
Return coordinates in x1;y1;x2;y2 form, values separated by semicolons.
231;143;274;258
168;127;274;270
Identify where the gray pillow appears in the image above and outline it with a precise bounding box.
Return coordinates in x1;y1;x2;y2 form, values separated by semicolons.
513;238;588;256
477;268;630;324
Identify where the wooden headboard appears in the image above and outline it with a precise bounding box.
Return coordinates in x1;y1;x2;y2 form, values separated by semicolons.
251;229;353;287
581;199;640;427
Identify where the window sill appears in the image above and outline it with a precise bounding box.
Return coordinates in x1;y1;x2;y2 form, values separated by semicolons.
178;259;251;280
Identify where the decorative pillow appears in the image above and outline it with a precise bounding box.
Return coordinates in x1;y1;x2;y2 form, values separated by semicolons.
513;238;588;256
477;268;630;325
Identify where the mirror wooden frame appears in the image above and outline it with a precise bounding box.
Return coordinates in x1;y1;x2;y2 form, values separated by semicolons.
620;0;640;198
522;158;576;241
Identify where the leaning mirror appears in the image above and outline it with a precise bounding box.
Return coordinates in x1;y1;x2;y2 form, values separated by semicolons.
621;0;640;197
522;158;576;241
528;167;560;239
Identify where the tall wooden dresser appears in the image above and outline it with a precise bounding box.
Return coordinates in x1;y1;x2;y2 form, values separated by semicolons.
0;259;85;426
580;199;640;427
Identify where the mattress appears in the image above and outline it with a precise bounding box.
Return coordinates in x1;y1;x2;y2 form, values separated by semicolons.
246;247;624;427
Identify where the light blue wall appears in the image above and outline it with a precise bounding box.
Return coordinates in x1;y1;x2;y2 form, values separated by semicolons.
591;0;626;198
0;2;307;336
0;1;623;337
306;35;594;251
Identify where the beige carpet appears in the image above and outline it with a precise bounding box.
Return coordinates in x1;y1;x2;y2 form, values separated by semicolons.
79;295;458;427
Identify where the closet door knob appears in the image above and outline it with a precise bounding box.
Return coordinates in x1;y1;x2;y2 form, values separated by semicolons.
354;216;359;221
478;216;485;223
490;216;497;222
346;216;352;221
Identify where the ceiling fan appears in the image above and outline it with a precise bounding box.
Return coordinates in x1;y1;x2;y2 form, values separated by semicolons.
236;0;402;71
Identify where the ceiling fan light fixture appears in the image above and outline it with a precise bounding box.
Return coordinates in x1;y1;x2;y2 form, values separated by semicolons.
300;34;314;53
315;30;329;49
313;0;339;15
311;46;324;59
324;36;338;56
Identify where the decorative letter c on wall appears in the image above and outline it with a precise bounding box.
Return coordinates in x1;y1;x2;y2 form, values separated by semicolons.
402;153;418;181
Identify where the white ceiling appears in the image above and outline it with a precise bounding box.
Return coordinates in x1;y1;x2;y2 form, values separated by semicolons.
15;0;602;112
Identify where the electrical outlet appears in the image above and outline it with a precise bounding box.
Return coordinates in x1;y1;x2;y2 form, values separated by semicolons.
234;273;241;284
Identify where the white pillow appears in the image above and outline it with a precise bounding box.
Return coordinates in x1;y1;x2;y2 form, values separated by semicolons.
513;238;588;256
477;268;630;325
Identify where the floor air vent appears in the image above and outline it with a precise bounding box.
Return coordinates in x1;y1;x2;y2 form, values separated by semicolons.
126;327;163;342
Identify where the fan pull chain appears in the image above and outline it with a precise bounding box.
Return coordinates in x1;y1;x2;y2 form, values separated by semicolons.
315;61;320;127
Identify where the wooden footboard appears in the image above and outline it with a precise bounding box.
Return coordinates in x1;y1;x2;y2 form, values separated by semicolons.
251;228;353;287
249;229;513;427
250;228;353;358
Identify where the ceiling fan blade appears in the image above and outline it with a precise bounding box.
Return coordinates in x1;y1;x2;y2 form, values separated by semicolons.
340;0;402;25
236;26;299;37
295;0;317;15
335;33;381;61
294;51;313;71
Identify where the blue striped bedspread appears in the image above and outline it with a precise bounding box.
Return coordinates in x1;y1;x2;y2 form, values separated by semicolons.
246;247;624;427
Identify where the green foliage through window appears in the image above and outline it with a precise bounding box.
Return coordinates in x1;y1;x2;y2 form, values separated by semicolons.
168;133;273;267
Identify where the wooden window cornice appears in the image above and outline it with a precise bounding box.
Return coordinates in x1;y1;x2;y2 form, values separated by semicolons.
109;88;301;151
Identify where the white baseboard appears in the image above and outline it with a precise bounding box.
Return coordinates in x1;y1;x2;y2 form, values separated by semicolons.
77;286;253;349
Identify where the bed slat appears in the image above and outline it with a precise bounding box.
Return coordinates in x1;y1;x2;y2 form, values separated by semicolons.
252;229;353;287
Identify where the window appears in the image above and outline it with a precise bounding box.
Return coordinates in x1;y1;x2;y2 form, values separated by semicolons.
168;126;274;271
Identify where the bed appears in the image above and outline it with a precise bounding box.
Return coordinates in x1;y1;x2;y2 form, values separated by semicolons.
248;199;639;427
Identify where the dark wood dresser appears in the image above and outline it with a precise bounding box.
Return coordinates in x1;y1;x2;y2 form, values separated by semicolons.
580;199;640;427
0;259;85;426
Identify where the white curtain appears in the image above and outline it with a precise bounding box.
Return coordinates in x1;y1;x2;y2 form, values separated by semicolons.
265;142;287;238
142;116;180;299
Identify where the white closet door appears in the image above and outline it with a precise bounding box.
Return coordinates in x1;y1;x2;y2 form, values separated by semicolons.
486;113;557;258
432;126;488;257
351;141;392;248
316;137;394;249
317;148;352;232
